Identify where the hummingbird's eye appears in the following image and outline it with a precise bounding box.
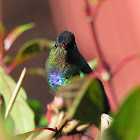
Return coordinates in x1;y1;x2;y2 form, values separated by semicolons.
54;44;58;48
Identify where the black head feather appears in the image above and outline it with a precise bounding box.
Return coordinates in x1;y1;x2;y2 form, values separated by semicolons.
57;31;75;48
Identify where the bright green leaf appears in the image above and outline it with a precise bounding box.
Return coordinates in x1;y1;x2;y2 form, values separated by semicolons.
59;76;109;126
13;38;55;65
103;88;140;140
0;67;35;134
27;99;42;125
38;115;48;127
4;23;35;50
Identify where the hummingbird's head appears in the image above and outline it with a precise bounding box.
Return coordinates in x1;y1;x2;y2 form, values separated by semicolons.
55;31;76;50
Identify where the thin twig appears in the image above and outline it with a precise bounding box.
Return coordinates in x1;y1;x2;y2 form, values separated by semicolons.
111;54;138;76
85;0;109;71
25;127;57;139
5;67;27;120
85;0;118;111
48;115;69;140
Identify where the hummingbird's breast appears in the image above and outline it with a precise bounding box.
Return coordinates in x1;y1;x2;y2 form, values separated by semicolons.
45;48;80;92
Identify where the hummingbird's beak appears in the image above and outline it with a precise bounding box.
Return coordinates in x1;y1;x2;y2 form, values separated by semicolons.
62;42;67;49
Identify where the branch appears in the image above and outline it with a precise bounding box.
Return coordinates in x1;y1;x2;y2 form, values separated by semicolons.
85;0;109;71
47;115;69;140
111;53;138;76
85;0;118;111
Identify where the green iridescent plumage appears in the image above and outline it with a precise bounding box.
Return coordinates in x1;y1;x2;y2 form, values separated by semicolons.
45;31;110;113
45;31;93;93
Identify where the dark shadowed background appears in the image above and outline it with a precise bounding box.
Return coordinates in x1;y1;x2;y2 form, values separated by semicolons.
2;0;56;112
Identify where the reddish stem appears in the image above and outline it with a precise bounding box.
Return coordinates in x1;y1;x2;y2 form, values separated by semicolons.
7;61;18;73
26;127;57;139
103;80;118;112
85;0;109;71
0;31;4;60
85;0;118;111
111;53;138;76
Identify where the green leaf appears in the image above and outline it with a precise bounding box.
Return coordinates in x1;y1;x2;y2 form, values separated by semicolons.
103;88;140;140
0;67;35;134
88;58;98;69
4;23;35;50
28;67;46;78
0;124;18;140
59;76;109;126
13;38;55;65
0;94;6;119
27;99;42;125
38;115;48;127
3;55;13;65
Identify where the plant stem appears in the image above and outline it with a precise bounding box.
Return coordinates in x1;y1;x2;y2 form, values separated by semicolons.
26;127;57;139
104;80;118;111
5;67;27;120
48;116;69;139
111;54;138;76
85;0;109;71
7;61;17;73
85;0;118;111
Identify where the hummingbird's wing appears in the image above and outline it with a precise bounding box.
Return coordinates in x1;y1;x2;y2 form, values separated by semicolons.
81;61;93;74
79;55;93;74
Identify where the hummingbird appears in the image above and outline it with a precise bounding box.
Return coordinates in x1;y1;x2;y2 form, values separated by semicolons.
45;31;93;93
45;31;110;113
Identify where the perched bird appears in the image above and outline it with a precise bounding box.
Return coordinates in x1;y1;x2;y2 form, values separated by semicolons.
45;30;110;113
45;31;93;93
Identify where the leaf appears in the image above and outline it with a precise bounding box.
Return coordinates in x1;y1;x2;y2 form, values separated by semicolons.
12;38;55;65
88;58;98;69
27;99;42;125
0;66;35;134
0;124;18;140
58;76;109;126
38;115;48;127
4;23;35;50
3;55;13;64
103;88;140;140
28;67;46;78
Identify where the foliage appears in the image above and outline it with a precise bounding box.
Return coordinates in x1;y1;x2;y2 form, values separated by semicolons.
0;22;54;139
0;0;140;139
102;88;140;140
59;76;106;126
0;66;35;134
